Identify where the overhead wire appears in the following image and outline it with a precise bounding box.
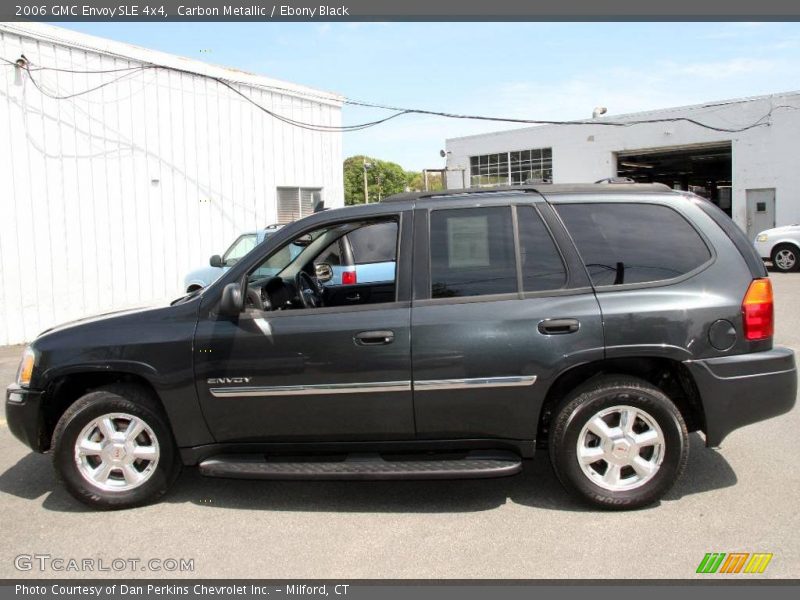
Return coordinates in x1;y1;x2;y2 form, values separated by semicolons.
3;55;794;134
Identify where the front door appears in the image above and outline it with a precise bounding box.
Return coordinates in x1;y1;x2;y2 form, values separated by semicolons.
195;213;414;443
410;202;604;441
746;188;776;241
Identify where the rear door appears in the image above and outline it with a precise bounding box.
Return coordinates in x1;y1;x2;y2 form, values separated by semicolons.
410;198;604;441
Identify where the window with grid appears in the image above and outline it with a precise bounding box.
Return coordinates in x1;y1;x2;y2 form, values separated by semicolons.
276;187;322;224
469;148;552;187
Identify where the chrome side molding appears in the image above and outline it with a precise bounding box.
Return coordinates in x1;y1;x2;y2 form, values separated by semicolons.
413;375;537;391
210;375;537;398
209;380;412;398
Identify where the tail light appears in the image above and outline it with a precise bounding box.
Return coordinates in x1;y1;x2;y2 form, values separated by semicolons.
342;270;357;285
742;278;774;341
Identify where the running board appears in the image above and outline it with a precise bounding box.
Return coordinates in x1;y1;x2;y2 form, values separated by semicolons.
198;450;522;481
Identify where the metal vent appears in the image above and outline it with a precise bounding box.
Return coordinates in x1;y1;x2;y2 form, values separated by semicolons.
276;187;322;224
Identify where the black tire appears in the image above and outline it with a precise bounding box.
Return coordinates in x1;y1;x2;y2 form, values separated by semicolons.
51;384;181;510
548;375;689;510
771;244;800;273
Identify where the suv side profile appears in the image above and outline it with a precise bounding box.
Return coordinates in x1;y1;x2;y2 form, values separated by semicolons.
6;184;797;510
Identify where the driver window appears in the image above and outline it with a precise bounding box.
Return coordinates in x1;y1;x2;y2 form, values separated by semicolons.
247;217;399;312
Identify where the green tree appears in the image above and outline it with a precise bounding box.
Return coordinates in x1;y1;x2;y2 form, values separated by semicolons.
343;155;412;205
406;171;444;192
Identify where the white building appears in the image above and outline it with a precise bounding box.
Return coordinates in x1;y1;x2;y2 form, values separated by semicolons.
445;91;800;240
0;23;343;345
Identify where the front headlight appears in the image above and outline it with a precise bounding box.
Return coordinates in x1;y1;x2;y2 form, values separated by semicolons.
756;234;769;242
16;347;36;388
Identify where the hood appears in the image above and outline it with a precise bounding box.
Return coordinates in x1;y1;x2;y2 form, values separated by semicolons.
761;224;800;235
37;305;163;339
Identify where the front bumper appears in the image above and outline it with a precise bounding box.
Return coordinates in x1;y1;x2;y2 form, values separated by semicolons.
685;347;797;447
5;384;47;452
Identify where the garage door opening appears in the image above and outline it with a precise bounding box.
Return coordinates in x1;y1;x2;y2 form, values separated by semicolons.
616;143;732;215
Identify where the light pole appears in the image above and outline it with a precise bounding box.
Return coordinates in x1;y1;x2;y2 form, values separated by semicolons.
363;160;373;204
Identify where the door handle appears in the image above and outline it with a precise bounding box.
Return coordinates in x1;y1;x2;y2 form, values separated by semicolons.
538;318;580;335
354;330;394;346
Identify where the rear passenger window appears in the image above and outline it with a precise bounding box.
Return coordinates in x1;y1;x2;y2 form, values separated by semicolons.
430;207;517;298
347;222;398;264
517;206;567;292
556;203;711;286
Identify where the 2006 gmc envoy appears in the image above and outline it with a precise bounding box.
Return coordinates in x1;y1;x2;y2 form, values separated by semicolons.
5;183;797;510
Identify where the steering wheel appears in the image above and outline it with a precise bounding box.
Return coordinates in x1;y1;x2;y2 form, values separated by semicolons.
296;271;324;309
244;286;264;311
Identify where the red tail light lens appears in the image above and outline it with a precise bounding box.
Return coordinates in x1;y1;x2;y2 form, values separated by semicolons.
742;278;774;341
342;270;357;285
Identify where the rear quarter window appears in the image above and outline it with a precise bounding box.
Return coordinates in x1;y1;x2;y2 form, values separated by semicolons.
556;202;711;286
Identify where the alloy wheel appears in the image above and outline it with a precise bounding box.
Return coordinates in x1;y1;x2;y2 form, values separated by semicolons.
576;404;665;491
74;412;160;492
774;249;797;271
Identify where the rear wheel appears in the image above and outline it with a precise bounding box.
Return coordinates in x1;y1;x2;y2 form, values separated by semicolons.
52;384;181;509
771;244;799;273
549;375;688;510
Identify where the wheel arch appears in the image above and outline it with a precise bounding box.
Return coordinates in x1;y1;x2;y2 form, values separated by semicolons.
41;369;168;453
771;241;800;262
537;356;705;447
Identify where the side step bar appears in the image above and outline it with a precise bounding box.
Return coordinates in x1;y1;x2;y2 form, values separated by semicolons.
198;450;522;481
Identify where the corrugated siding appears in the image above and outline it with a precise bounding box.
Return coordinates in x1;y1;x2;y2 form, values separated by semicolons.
0;27;343;345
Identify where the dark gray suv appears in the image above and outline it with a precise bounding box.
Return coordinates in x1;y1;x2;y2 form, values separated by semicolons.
5;184;797;510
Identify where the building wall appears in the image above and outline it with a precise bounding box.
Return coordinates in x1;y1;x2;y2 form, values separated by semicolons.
446;92;800;232
0;24;343;345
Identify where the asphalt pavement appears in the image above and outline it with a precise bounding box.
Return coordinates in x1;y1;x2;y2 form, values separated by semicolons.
1;273;798;579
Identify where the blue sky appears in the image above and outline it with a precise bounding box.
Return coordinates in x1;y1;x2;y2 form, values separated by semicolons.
61;22;800;170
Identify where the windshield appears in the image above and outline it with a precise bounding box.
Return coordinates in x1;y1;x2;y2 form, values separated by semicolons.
223;234;258;266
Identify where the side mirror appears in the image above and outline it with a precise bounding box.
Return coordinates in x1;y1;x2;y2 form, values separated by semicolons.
315;263;333;283
218;282;244;317
209;255;223;268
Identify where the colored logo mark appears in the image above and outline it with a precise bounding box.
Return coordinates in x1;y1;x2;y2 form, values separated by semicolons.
696;552;773;574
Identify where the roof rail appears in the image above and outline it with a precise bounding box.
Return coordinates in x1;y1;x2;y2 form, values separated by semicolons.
381;182;673;203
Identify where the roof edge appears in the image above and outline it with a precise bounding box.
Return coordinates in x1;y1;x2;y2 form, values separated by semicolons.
0;22;344;106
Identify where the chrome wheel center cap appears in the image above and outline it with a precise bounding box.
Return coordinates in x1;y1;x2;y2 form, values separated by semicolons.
105;442;128;464
611;438;632;461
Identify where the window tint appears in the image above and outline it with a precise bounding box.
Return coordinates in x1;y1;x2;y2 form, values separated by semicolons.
430;207;517;298
517;206;566;291
347;222;398;264
556;203;711;286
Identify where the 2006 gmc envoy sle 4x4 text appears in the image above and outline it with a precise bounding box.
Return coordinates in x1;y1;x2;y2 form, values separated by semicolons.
5;183;797;510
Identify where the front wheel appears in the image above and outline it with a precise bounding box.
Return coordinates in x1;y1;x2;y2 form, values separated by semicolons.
771;244;799;273
549;375;689;510
52;384;181;509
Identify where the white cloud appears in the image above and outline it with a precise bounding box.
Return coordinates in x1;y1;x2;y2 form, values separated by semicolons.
669;58;778;79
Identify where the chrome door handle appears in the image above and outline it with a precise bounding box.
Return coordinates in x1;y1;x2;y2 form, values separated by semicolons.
354;330;394;346
538;319;580;335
